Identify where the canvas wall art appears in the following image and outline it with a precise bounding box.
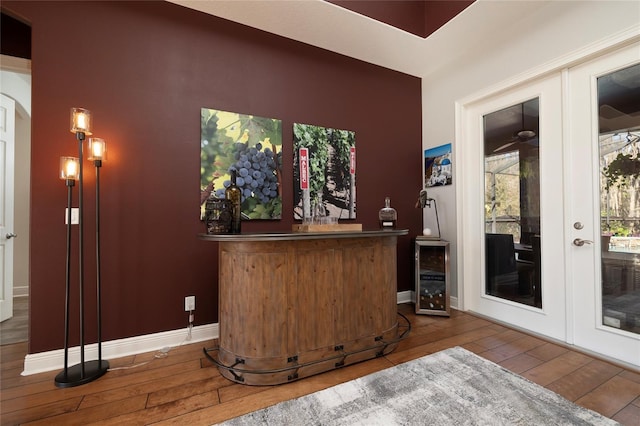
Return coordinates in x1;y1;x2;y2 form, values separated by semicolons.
425;143;452;187
293;123;356;221
200;108;282;219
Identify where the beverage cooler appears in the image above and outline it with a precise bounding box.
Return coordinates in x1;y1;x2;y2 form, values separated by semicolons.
415;238;450;316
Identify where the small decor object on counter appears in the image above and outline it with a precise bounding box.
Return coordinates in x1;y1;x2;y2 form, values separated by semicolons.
204;196;232;234
416;189;441;239
225;169;242;234
379;197;397;230
292;222;363;232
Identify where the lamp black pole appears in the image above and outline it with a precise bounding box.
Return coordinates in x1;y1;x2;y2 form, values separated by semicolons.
59;178;75;382
55;132;108;388
78;131;85;376
94;157;107;368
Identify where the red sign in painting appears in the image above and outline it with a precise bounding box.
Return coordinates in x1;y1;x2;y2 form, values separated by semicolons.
299;148;309;190
350;147;356;174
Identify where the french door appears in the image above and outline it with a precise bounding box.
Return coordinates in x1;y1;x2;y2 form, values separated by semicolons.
461;42;640;368
461;74;566;341
567;42;640;366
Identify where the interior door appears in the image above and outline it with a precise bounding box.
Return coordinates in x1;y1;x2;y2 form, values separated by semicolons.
0;93;16;322
568;42;640;367
461;74;565;340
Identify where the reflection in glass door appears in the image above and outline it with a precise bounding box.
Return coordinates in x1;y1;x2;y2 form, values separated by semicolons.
598;63;640;336
484;99;541;308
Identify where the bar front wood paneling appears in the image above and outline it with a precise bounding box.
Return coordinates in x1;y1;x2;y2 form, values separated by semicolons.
200;230;408;385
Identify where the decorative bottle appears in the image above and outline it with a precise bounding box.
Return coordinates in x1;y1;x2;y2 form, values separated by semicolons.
225;169;242;234
378;197;397;230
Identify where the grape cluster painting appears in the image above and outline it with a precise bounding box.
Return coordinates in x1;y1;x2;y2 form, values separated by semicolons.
200;109;282;220
293;123;356;221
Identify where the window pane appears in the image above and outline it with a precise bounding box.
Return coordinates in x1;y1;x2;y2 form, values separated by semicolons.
484;99;541;308
599;62;640;335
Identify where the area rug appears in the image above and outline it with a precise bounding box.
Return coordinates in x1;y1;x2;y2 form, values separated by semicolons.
217;346;617;425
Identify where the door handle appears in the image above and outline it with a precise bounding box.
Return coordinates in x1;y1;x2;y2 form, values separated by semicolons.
5;233;17;239
573;238;593;247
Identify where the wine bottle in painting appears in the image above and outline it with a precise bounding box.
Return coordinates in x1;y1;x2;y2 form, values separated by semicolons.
226;169;242;234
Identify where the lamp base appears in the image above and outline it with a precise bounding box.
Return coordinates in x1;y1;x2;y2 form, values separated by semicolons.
54;359;109;388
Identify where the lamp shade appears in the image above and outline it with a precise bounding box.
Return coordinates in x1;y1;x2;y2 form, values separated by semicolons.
60;156;79;180
70;107;92;135
88;138;106;161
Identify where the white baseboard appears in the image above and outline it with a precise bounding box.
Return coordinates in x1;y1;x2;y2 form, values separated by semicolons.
23;291;458;376
13;286;29;297
397;290;413;304
23;323;218;376
450;296;458;310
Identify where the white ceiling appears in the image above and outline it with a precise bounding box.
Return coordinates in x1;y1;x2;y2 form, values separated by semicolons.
166;0;550;78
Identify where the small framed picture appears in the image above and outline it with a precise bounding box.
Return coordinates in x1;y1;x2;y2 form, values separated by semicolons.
424;143;452;187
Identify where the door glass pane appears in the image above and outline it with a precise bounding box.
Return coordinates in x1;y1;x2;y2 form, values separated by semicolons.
598;62;640;335
484;98;541;308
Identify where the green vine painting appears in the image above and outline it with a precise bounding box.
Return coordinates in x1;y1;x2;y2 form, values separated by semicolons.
293;123;356;220
200;108;282;220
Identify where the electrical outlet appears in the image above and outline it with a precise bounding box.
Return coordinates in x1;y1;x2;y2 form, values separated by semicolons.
64;208;79;225
185;295;195;311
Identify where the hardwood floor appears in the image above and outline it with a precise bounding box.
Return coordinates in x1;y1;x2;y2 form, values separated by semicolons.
0;297;28;346
1;303;639;425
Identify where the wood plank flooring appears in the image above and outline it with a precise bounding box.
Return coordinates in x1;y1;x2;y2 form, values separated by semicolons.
0;297;28;346
1;304;639;425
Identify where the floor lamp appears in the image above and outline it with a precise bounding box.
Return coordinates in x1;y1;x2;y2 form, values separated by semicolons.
54;108;109;388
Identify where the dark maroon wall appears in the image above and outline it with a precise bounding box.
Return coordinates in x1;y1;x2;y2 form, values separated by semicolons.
424;1;474;37
328;1;426;37
3;1;422;354
327;0;474;38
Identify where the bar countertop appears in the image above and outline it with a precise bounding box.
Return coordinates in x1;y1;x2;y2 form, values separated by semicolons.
199;229;408;242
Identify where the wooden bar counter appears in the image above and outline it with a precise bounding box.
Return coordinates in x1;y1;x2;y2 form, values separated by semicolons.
200;229;408;385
